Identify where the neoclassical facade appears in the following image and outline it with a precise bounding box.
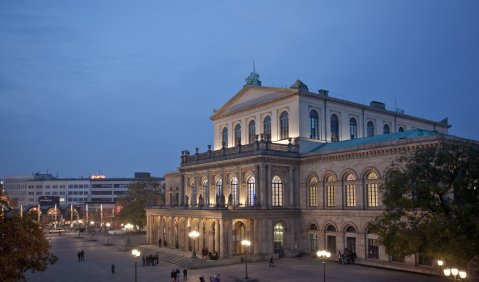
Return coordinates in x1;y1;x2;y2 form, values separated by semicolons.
146;76;454;267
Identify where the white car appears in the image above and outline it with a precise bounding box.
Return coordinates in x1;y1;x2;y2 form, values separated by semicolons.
49;228;65;234
108;229;127;235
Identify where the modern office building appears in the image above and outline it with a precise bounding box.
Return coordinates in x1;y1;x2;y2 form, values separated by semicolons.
3;172;163;208
145;73;465;270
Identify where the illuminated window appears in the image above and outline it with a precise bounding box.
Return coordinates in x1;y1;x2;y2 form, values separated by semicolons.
366;172;379;207
231;177;238;206
308;177;318;207
247;177;255;207
272;175;283;207
326;175;336;207
345;173;356;207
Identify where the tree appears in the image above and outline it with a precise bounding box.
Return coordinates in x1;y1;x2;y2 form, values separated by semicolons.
0;212;57;281
117;178;164;230
369;141;479;267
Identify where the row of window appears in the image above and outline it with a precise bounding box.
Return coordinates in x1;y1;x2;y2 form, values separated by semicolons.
221;110;407;147
221;114;285;147
67;197;88;202
186;171;387;209
308;172;380;208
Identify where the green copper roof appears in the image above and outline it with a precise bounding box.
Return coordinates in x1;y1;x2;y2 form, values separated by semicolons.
310;129;440;153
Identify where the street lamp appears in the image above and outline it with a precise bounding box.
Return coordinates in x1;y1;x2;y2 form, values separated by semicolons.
241;239;251;280
443;266;467;280
131;249;140;282
189;230;200;258
317;250;331;282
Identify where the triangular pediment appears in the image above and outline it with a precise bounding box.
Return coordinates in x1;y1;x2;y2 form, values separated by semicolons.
210;85;296;120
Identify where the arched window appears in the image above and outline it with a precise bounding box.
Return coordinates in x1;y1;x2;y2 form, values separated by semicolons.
331;114;339;142
310;110;319;139
325;175;336;207
263;116;271;140
345;173;356;207
202;179;209;206
383;124;390;134
398;126;404;132
274;222;284;250
349;118;357;139
280;111;289;140
366;171;379;207
222;127;228;147
247;177;255;207
231;177;238;206
248;120;256;144
234;124;241;146
308;177;318;207
216;178;223;197
272;175;283;207
367;121;375;137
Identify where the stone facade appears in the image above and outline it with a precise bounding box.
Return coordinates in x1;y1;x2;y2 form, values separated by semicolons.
146;78;455;268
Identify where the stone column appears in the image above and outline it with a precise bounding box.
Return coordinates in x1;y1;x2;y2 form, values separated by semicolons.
179;175;185;206
219;219;225;258
159;215;164;246
289;166;294;207
266;164;271;208
227;219;233;257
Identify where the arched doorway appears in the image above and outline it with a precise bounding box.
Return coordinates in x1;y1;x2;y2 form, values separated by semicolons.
274;222;284;255
308;223;319;252
325;224;337;254
233;221;246;255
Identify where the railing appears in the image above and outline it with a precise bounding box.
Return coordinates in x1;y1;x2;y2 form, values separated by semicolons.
180;139;299;165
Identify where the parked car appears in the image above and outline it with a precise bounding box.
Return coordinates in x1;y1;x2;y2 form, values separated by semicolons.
108;229;127;235
49;228;65;234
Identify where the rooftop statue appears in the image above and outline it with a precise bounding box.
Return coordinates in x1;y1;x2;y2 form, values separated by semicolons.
245;71;262;86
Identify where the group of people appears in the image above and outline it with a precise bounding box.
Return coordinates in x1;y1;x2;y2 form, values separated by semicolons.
170;268;187;282
337;248;357;264
76;250;85;261
142;252;160;266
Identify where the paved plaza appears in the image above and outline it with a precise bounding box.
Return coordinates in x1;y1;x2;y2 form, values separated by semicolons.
25;232;445;282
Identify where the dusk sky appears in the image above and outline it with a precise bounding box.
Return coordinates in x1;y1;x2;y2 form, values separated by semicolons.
1;1;478;179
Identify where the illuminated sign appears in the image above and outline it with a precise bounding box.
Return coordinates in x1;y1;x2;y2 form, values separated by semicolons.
90;175;106;180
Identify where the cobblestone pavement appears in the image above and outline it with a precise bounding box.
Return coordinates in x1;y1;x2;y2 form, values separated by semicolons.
25;232;444;282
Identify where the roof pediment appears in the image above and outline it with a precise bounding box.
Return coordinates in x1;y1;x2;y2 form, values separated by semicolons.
210;85;296;120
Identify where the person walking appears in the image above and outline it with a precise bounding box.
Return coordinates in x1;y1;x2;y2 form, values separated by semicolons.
111;264;116;274
80;250;85;261
269;256;275;267
183;268;187;281
199;275;205;282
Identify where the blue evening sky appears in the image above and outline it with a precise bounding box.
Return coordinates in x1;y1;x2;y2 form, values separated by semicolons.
1;0;478;178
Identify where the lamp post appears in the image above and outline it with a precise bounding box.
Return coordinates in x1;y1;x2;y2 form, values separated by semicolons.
132;249;140;282
189;230;200;258
241;239;251;280
440;260;467;281
317;250;331;282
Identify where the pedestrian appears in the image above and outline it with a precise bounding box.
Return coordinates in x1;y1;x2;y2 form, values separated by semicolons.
215;273;221;282
142;255;145;266
269;256;274;267
199;275;205;282
176;268;180;282
77;251;81;262
80;250;85;261
111;264;116;274
171;269;176;282
183;268;187;281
